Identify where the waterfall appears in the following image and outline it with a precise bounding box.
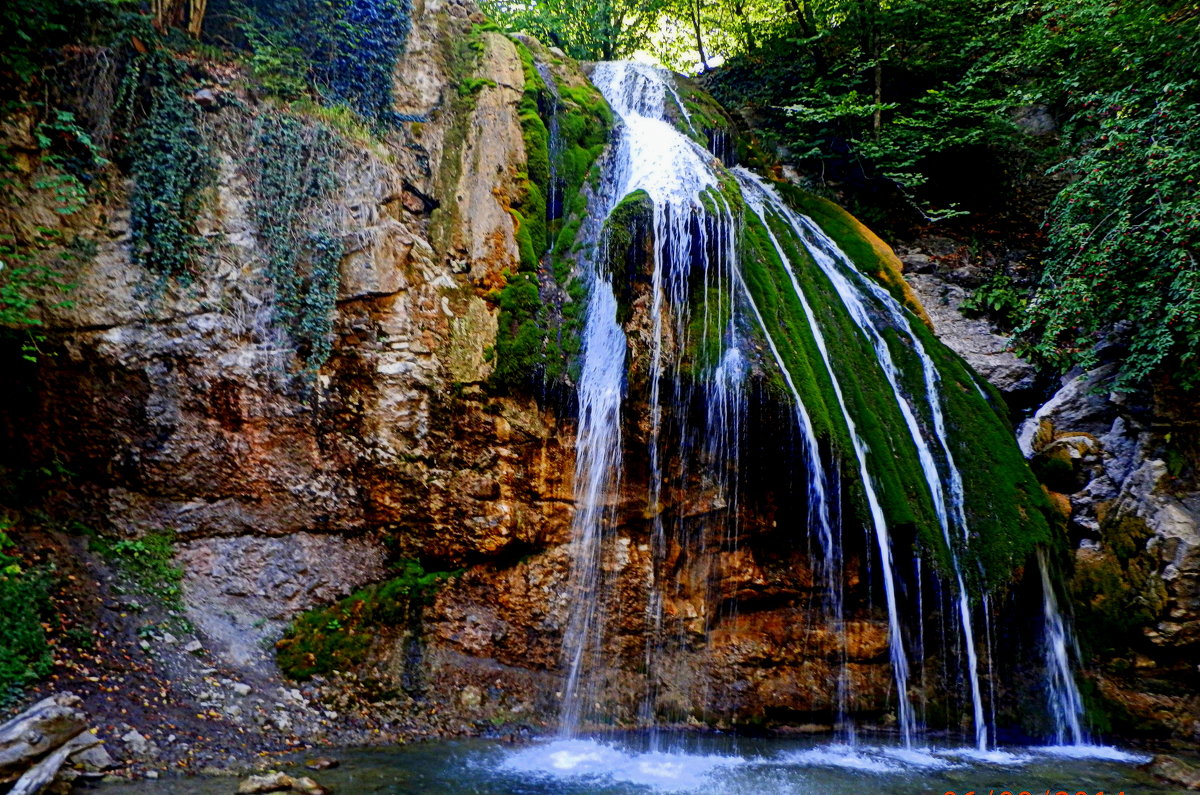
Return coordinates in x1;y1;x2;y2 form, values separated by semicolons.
1038;547;1087;745
736;170;997;748
535;62;564;223
555;59;1081;748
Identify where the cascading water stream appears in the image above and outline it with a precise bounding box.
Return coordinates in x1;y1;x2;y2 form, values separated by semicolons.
735;169;994;749
1038;547;1087;745
731;193;907;744
534;62;564;224
558;60;1085;752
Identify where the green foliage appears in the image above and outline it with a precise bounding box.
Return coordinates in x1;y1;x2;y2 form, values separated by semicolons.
241;22;309;101
0;0;135;88
251;113;344;373
1011;0;1200;390
0;112;96;352
90;529;184;607
0;229;77;341
0;524;55;708
960;272;1028;328
276;559;459;680
698;0;1199;391
482;0;666;61
241;0;413;126
121;50;216;281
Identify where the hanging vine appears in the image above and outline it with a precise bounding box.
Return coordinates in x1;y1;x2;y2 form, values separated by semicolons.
250;113;344;374
118;49;215;281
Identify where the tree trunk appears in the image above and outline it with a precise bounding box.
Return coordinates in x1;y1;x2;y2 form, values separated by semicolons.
8;734;99;795
0;694;87;782
874;58;883;139
692;0;709;71
729;0;756;53
784;0;815;38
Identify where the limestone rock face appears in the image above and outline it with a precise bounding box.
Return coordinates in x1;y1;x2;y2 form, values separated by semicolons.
901;260;1037;397
0;0;574;733
0;0;907;738
1016;365;1200;740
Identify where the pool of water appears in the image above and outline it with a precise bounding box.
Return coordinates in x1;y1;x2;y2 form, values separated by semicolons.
87;733;1185;794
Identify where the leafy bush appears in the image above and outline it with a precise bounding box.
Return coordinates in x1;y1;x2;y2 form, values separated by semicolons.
275;559;459;680
90;529;184;607
1011;0;1200;389
960;272;1028;328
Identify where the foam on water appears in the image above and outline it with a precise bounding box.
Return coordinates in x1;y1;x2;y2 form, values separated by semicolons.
879;746;957;768
778;744;902;773
1031;744;1151;763
501;738;745;792
940;747;1032;765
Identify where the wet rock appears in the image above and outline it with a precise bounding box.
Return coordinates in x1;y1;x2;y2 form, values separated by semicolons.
305;757;339;771
237;772;330;795
1012;104;1057;136
1144;755;1200;789
237;772;292;793
69;741;116;772
905;272;1036;395
192;87;219;110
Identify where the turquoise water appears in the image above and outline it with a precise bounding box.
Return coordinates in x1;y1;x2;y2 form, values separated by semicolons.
87;733;1187;794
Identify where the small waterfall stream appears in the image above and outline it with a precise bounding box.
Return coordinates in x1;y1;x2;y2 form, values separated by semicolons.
1038;547;1088;745
556;59;1088;750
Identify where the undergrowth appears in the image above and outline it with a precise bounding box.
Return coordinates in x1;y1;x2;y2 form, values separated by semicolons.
0;522;55;709
90;529;184;609
275;559;460;681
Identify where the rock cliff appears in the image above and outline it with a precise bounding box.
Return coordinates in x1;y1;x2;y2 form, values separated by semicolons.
0;0;1194;758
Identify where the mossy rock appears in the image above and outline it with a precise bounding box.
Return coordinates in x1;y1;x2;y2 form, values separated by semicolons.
773;181;932;328
601;189;653;326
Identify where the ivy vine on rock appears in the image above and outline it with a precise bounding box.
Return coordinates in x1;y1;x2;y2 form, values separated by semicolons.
250;113;344;374
120;49;216;281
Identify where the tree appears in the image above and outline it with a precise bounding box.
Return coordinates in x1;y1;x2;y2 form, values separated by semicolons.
1010;0;1200;388
482;0;666;61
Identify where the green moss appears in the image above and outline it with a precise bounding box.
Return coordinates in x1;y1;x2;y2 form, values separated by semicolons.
490;37;615;391
490;271;548;391
741;202;948;560
1064;510;1163;663
683;287;732;377
1069;545;1166;659
601;190;652;326
673;74;738;150
774;181;930;326
907;319;1057;589
513;210;538;273
276;560;459;681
